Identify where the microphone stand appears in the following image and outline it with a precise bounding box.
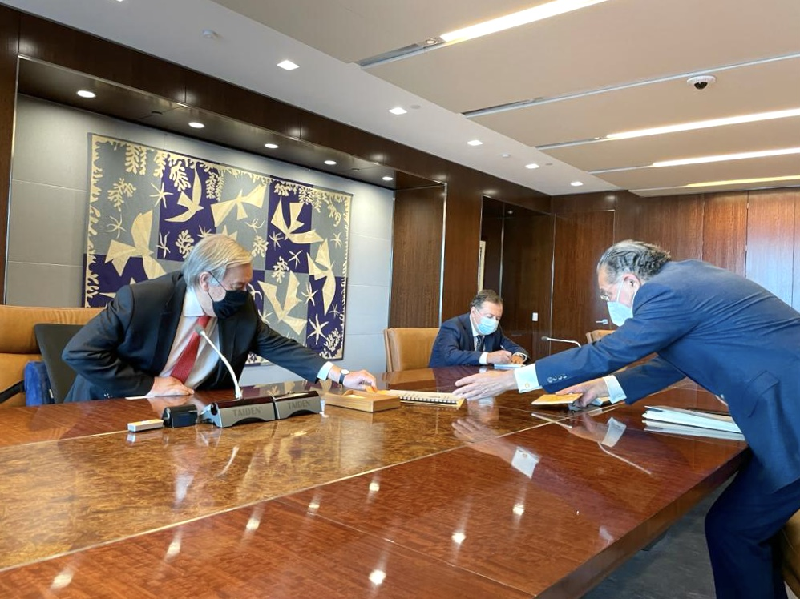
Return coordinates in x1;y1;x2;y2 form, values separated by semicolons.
541;335;582;348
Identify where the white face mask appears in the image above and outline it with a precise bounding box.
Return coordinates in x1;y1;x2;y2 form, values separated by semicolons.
607;280;634;326
476;315;499;335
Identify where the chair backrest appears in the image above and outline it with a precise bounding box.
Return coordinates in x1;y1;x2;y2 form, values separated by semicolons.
383;328;439;373
586;329;614;344
34;324;85;403
0;305;101;407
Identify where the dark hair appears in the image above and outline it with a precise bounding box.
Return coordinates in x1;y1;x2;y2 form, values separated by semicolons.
471;289;503;309
597;240;671;282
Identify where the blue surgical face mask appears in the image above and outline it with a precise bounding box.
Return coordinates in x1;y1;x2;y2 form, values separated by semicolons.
476;315;499;336
607;280;634;326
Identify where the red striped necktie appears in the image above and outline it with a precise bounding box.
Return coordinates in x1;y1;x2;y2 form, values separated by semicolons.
171;314;211;383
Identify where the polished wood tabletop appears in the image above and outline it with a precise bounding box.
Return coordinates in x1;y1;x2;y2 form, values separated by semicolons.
0;367;745;598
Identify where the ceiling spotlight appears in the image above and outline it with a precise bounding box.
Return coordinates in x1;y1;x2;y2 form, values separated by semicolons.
264;143;278;149
325;160;337;165
525;162;539;169
76;90;96;99
389;106;407;116
571;181;584;187
188;122;205;129
277;60;299;71
382;176;393;181
467;139;483;147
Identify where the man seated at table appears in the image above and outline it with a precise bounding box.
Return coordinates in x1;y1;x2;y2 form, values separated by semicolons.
428;289;528;367
63;234;376;401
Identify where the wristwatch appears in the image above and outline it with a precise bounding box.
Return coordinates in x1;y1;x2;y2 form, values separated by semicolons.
338;369;350;385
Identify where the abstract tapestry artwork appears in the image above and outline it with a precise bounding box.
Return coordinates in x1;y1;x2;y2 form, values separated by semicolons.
84;134;351;359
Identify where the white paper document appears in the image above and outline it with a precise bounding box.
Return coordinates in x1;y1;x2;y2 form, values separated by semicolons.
643;405;741;434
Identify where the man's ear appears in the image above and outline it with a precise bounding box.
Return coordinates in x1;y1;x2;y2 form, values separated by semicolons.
198;271;211;291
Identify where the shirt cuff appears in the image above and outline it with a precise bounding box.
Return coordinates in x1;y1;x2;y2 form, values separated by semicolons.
601;417;626;447
510;447;539;478
602;376;627;403
317;361;334;382
479;352;488;365
514;364;541;393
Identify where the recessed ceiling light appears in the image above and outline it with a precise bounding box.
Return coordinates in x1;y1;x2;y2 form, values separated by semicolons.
382;176;393;181
607;107;800;141
76;90;96;99
176;102;189;108
467;139;483;147
264;143;278;149
684;174;800;189
277;60;299;71
188;122;205;129
440;0;610;44
389;106;407;116
324;160;337;165
653;146;800;168
525;162;539;169
571;181;584;187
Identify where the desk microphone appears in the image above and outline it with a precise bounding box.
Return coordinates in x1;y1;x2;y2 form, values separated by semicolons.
195;324;243;400
541;335;582;348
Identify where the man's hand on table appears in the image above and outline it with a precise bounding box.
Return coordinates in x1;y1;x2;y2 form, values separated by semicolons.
148;376;194;397
342;370;377;391
487;350;513;364
454;370;517;400
557;377;608;408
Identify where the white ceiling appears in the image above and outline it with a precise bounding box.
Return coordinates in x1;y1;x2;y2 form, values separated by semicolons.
4;0;800;197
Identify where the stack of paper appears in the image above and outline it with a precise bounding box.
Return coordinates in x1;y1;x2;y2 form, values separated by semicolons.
643;405;744;440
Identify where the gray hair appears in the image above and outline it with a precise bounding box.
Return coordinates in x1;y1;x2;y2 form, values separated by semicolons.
597;240;671;282
182;235;253;287
471;289;503;309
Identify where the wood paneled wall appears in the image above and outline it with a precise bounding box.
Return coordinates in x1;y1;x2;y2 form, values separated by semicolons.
389;185;445;327
501;210;554;359
549;188;800;345
0;7;19;301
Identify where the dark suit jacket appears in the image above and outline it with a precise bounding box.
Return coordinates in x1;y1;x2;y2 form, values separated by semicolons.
429;313;527;367
535;259;800;492
63;272;326;401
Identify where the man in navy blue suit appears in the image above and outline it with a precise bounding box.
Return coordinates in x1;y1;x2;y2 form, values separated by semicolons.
455;240;800;599
428;289;528;367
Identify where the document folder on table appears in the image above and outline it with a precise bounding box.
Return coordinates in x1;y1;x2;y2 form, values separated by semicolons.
643;405;741;434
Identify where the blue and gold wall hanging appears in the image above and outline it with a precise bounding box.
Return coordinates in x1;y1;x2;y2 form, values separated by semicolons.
84;134;351;359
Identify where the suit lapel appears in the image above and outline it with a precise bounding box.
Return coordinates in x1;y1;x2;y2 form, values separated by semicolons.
153;275;187;372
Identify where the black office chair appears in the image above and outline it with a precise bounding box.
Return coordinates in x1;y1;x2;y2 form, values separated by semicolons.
33;323;84;404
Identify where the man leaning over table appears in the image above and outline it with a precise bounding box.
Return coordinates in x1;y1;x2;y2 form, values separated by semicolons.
455;239;800;599
429;289;528;367
63;234;376;402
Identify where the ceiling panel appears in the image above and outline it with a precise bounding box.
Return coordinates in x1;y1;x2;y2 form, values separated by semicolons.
211;0;540;63
370;0;800;114
597;154;800;190
542;118;800;172
474;57;800;147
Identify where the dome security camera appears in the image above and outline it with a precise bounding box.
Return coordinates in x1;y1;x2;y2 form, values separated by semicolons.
687;75;716;90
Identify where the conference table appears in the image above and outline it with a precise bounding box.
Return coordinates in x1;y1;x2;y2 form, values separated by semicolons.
0;366;745;598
